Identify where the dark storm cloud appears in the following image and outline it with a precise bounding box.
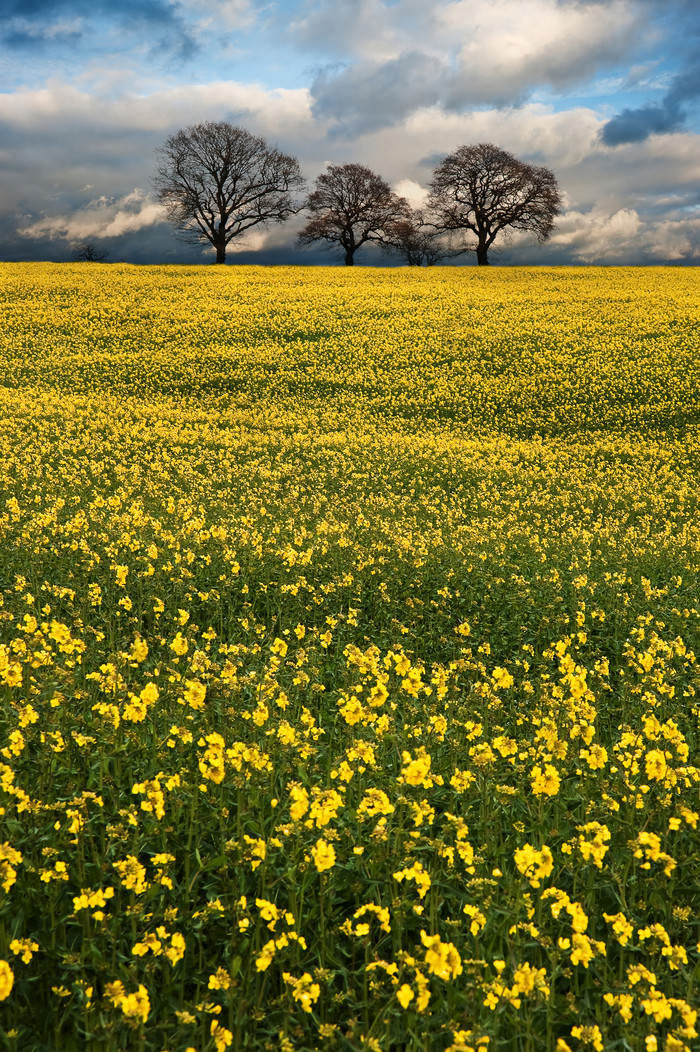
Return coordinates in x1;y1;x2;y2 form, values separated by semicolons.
601;63;700;145
600;0;700;146
0;0;197;59
600;101;685;145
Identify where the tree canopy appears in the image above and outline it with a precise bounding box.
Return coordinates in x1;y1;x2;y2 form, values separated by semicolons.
297;163;411;265
154;121;305;264
428;143;561;265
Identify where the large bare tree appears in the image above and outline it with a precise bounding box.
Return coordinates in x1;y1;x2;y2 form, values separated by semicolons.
428;143;561;266
154;121;305;264
298;163;411;266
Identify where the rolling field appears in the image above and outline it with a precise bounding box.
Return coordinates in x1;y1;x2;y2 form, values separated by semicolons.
1;262;700;1051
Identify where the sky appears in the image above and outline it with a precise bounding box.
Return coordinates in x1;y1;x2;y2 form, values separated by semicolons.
1;0;700;266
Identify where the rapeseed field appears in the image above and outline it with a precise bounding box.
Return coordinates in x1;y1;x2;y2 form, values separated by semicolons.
1;262;699;1052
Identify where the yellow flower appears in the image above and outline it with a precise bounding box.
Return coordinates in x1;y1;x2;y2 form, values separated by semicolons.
9;938;39;964
352;903;391;933
119;984;150;1024
462;904;486;935
208;967;231;990
492;666;514;689
308;788;344;828
603;911;633;946
0;960;13;1000
570;1026;603;1051
113;856;148;894
165;932;186;966
357;787;395;819
169;632;188;656
0;843;22;892
211;1020;233;1050
130;637;148;663
420;930;463;980
255;898;280;930
311;838;336;873
399;747;442;788
576;822;611;868
579;744;608;770
283;971;320;1013
183;679;206;709
393;860;431;898
255;939;276;971
513;843;554;888
530;763;561;796
288;783;309;821
645;748;668;781
512;962;549;997
396;984;414;1009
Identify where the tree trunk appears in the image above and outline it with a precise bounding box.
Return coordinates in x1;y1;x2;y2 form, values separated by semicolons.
215;241;226;264
344;250;355;266
476;242;490;266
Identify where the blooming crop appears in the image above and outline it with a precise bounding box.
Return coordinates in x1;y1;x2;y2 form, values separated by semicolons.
0;263;699;1051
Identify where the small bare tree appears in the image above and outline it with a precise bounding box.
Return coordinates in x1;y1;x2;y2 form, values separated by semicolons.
382;210;465;266
428;143;561;266
73;242;108;262
154;121;305;264
298;163;411;266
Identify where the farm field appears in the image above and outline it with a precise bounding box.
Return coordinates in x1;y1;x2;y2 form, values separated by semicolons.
1;261;700;1052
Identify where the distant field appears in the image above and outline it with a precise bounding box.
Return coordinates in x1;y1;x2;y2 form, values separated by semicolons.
1;263;699;1051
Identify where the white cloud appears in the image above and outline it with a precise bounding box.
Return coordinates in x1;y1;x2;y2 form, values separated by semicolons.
443;0;644;104
392;179;429;209
304;0;648;131
549;205;700;263
18;189;166;243
287;0;429;62
0;77;314;139
550;206;642;261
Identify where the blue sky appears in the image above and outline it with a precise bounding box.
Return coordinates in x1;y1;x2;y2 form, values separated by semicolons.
2;0;700;264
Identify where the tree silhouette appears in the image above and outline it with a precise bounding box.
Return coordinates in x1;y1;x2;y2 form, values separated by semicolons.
154;121;305;264
428;143;561;266
73;242;108;262
298;163;411;266
382;210;465;266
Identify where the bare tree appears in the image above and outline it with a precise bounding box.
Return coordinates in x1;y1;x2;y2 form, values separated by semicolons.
382;210;465;266
298;163;411;266
73;242;108;262
154;121;305;264
428;143;561;266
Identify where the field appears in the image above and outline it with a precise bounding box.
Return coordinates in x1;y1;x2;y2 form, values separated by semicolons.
1;262;700;1052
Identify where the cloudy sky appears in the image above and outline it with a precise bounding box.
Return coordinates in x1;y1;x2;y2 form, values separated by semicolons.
2;0;700;265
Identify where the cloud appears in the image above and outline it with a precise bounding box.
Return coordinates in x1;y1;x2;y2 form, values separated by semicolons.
310;51;446;134
549;204;700;263
0;0;199;63
600;103;684;145
443;0;642;107
304;0;645;134
392;179;429;209
0;77;314;143
18;188;166;243
601;64;700;145
285;0;426;62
